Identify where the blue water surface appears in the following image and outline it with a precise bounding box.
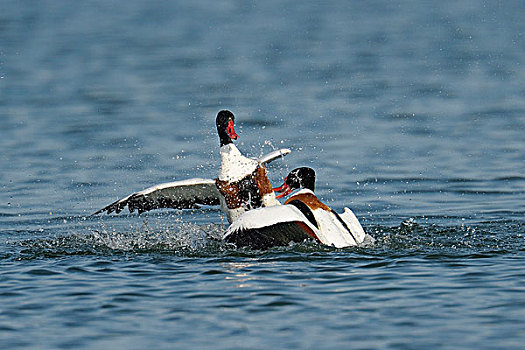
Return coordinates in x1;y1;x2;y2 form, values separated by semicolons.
1;1;524;349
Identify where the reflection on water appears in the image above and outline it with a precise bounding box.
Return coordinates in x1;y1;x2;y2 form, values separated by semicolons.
224;261;257;289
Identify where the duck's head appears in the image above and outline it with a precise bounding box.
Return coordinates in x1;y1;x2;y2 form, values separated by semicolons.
216;110;239;146
273;167;316;199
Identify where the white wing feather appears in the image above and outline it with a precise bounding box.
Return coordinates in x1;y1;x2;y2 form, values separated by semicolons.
258;148;291;165
339;207;366;243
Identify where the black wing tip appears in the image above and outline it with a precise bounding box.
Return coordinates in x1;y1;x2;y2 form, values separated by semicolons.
90;210;103;217
90;207;114;217
90;199;127;217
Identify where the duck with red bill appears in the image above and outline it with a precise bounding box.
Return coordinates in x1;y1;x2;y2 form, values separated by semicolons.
225;167;367;249
273;167;316;199
93;110;290;224
273;178;291;199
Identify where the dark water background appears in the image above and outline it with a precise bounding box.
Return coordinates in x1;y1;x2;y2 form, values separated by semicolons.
1;1;524;349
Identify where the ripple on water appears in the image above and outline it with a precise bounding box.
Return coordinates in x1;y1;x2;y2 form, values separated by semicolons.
25;268;61;276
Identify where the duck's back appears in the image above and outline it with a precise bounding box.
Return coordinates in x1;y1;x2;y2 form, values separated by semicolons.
285;189;363;247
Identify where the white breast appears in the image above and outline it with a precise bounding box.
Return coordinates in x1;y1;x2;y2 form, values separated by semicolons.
218;143;259;182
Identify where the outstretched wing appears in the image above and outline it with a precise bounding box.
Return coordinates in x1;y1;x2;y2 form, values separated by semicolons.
258;148;291;165
93;178;221;215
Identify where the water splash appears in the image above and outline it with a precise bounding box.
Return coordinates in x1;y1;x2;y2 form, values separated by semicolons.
368;218;524;256
11;221;228;259
7;218;521;261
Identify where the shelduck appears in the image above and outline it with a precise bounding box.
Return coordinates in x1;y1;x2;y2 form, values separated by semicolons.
93;110;290;223
224;167;366;249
